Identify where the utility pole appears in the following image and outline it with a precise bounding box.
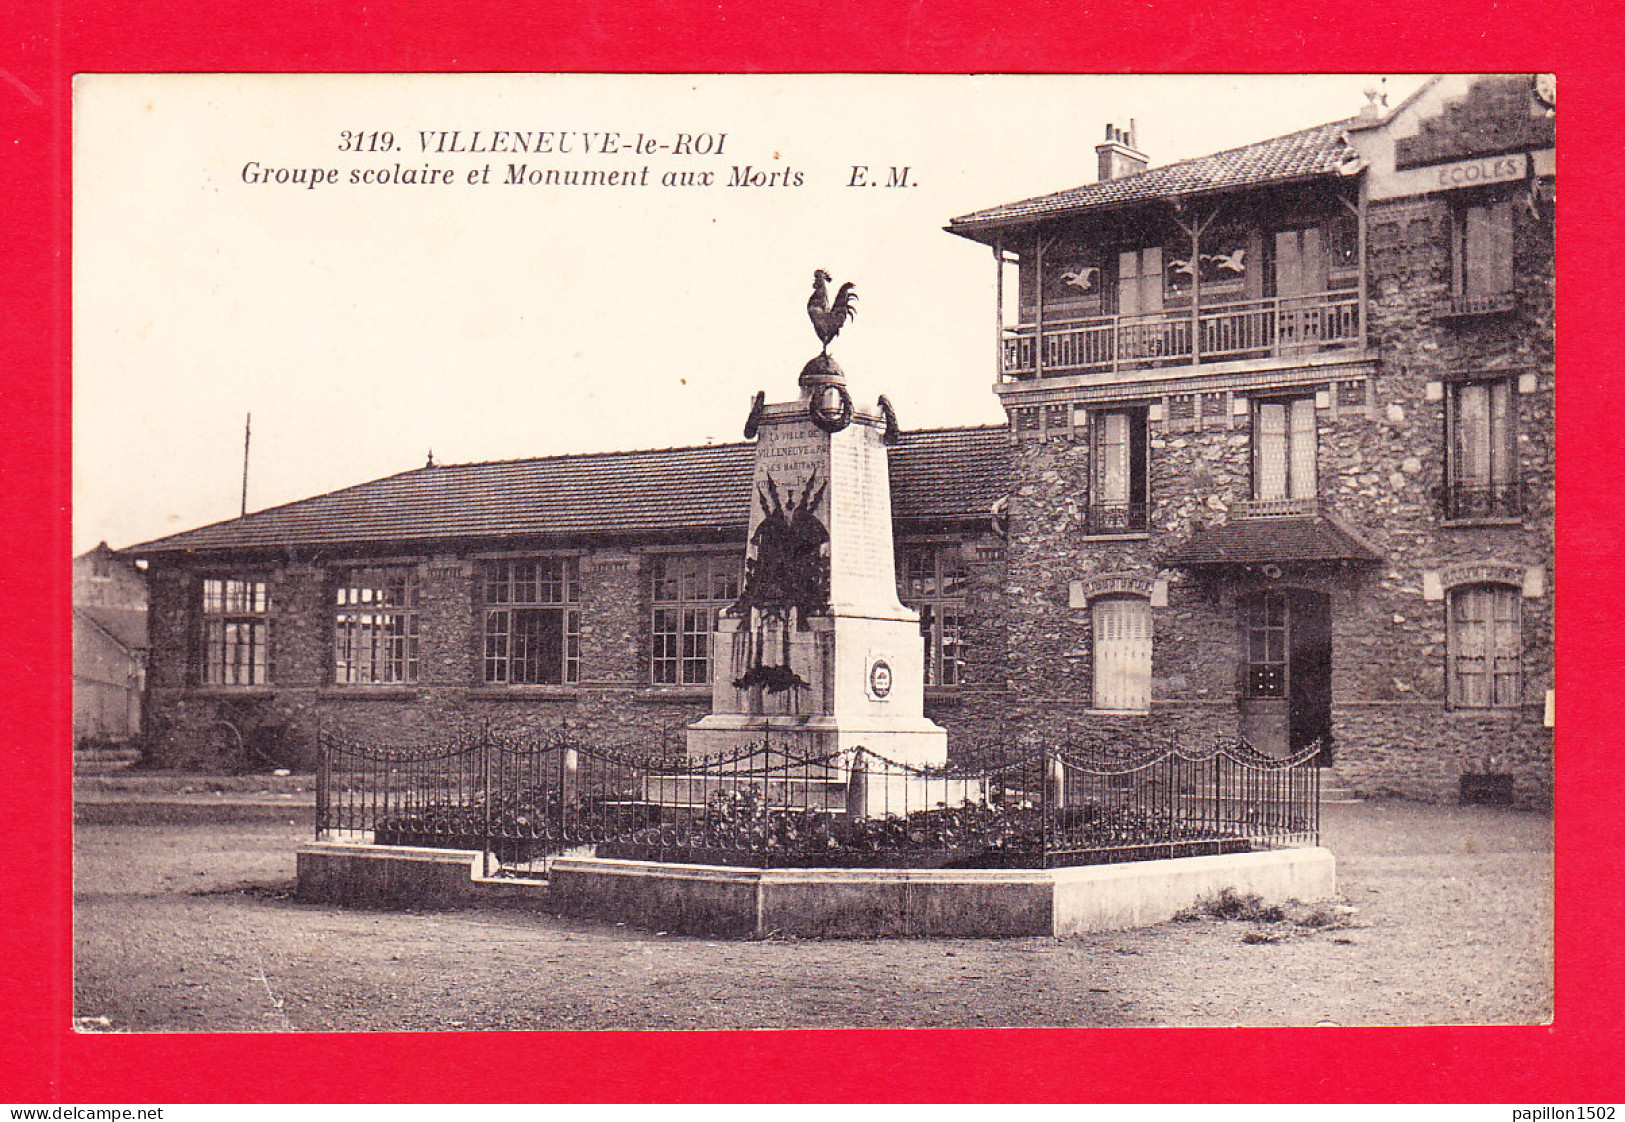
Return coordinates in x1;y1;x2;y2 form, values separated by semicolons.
241;412;251;517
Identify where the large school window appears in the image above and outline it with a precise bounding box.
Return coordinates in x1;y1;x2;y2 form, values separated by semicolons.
898;545;966;687
333;568;420;685
650;553;741;686
201;577;269;686
481;558;580;685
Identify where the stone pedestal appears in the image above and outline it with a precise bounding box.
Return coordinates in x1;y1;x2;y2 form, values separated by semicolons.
686;388;947;769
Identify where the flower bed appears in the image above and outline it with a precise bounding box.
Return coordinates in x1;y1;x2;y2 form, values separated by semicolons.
374;793;1254;871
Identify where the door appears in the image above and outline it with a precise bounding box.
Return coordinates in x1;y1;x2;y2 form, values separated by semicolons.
1238;589;1333;762
1287;591;1333;762
1117;248;1168;362
1274;227;1328;349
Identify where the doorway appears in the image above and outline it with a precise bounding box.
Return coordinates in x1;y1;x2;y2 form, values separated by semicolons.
1238;588;1333;763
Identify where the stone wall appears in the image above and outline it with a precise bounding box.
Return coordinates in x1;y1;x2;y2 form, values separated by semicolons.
142;541;1000;770
988;157;1554;805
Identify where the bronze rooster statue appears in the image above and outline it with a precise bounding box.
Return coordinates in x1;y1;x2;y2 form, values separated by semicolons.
806;269;857;353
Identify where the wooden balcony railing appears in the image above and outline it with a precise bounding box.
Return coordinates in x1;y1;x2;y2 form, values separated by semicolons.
1002;291;1364;380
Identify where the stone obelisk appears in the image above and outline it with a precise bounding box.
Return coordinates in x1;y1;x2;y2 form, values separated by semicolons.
685;272;947;767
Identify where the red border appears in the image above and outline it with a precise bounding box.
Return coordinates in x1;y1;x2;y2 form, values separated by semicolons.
8;0;1623;1103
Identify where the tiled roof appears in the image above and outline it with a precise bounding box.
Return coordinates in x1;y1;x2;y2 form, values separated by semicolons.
74;606;149;651
128;425;1010;558
947;118;1361;241
1168;513;1383;567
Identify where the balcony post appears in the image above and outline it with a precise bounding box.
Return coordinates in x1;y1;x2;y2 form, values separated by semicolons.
993;238;1005;379
1357;176;1369;346
1033;229;1045;380
1190;220;1202;365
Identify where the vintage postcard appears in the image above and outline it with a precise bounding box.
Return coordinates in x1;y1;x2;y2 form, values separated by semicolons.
72;72;1553;1051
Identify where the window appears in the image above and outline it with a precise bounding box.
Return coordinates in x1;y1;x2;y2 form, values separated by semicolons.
1273;227;1328;298
1253;397;1318;502
1327;213;1359;290
1449;197;1515;315
201;578;269;686
1448;584;1521;708
1087;407;1149;533
481;558;580;685
1116;247;1164;316
1092;595;1151;711
1446;378;1520;518
1242;591;1288;698
333;568;420;685
898;546;966;687
650;553;740;686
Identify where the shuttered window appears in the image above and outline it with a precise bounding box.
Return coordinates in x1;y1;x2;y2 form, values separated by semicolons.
1444;378;1519;518
1449;584;1521;708
1092;595;1152;711
1455;199;1515;302
1116;247;1163;315
1254;397;1318;501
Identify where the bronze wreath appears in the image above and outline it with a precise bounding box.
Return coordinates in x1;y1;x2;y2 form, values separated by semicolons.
877;394;901;445
807;382;854;432
743;390;766;439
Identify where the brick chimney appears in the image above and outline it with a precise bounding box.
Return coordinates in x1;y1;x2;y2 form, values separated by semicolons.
1096;120;1148;182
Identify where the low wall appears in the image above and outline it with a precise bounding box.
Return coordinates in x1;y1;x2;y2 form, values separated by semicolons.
296;842;484;909
549;849;1336;938
297;843;1336;937
1050;847;1337;934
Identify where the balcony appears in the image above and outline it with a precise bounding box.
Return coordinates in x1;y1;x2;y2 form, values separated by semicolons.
1082;502;1150;536
1002;291;1363;381
1435;290;1516;320
1436;482;1525;522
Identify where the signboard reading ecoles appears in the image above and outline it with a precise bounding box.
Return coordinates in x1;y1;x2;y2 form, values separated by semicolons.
1388;152;1528;197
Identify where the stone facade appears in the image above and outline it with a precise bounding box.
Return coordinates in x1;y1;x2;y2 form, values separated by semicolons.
964;73;1555;805
135;75;1556;807
141;539;1003;771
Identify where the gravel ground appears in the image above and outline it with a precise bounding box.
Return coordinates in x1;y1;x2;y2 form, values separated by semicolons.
71;799;1551;1031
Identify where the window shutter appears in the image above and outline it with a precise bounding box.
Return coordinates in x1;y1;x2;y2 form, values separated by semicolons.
1093;596;1152;711
1465;201;1514;298
1117;250;1140;315
1451;587;1490;707
1256;402;1288;500
1289;397;1318;499
1491;586;1521;706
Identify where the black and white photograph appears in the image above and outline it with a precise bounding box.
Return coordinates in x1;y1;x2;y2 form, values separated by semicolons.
72;72;1554;1033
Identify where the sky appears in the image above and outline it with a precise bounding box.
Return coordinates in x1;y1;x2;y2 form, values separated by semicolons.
73;73;1429;555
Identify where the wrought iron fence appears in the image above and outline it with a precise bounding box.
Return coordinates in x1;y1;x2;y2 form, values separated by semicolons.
317;723;1320;876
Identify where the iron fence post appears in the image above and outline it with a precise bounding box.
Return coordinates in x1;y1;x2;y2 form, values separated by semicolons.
1040;746;1051;867
481;718;492;877
314;712;327;839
